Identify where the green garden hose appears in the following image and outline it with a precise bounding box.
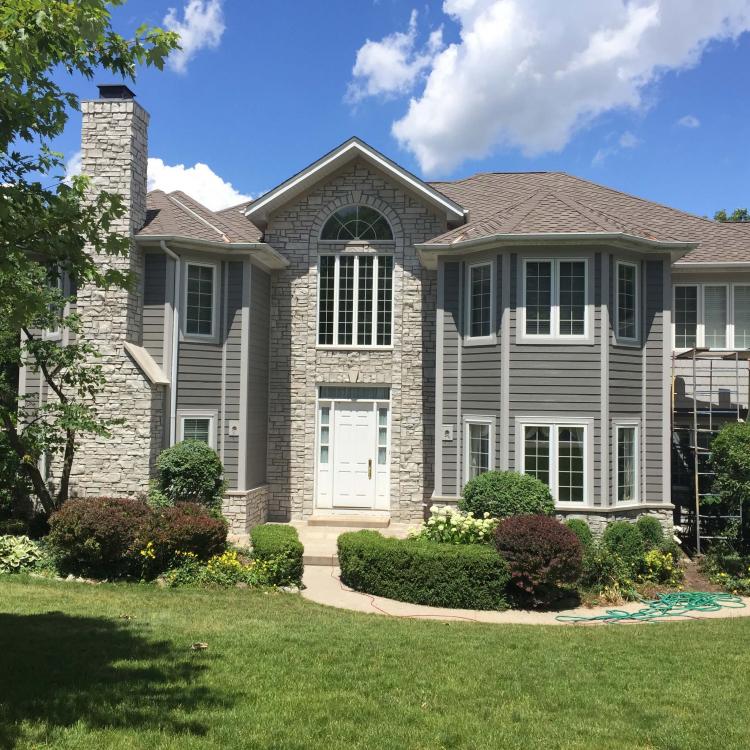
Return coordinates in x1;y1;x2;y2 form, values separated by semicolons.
556;591;746;624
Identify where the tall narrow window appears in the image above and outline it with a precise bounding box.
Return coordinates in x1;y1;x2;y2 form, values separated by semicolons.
185;263;215;336
467;422;490;480
735;286;750;348
674;286;697;348
617;426;638;502
525;261;552;335
523;425;550;486
558;262;586;335
318;255;394;347
319;406;330;464
468;263;492;339
704;285;727;348
616;262;638;340
377;408;388;465
557;426;585;503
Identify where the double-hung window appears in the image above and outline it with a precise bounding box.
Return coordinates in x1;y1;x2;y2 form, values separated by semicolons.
521;421;588;504
673;283;750;349
185;262;217;337
178;412;216;448
615;261;639;342
523;259;588;339
464;418;493;482
616;424;639;503
466;262;494;341
318;255;393;347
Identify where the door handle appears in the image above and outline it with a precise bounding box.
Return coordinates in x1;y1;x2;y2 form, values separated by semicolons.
368;459;372;479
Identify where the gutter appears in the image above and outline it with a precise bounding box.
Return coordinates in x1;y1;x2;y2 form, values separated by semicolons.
673;261;750;271
160;240;180;446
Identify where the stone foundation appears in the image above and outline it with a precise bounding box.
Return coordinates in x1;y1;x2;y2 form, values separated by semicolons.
222;485;269;541
558;506;675;536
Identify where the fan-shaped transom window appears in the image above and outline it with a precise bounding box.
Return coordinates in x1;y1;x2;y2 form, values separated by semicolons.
320;205;393;241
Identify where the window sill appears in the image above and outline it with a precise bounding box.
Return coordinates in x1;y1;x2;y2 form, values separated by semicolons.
463;335;497;347
516;335;594;346
316;345;394;352
555;502;595;511
612;337;641;349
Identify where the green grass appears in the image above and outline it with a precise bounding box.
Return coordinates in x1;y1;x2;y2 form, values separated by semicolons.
1;577;749;749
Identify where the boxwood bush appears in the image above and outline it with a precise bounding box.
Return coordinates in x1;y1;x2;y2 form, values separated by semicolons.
459;471;555;519
250;524;304;586
564;518;594;550
337;530;510;610
155;440;225;510
601;521;645;575
635;515;664;550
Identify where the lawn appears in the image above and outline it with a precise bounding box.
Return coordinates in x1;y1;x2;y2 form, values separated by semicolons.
1;577;749;750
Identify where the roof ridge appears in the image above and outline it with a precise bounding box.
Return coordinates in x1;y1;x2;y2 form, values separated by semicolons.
551;191;622;233
497;189;552;233
167;194;229;242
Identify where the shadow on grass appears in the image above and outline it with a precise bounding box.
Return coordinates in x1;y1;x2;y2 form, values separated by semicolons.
0;610;223;749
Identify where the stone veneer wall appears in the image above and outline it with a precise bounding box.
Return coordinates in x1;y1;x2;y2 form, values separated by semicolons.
68;98;165;497
265;159;443;523
558;508;674;535
222;485;269;541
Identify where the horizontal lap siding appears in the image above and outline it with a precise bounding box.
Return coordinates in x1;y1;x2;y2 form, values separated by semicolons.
645;260;664;501
223;262;243;489
143;254;167;366
441;262;460;495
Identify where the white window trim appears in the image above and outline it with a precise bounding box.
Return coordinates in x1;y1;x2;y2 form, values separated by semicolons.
515;416;594;508
465;260;496;345
614;260;640;345
176;409;217;449
614;421;640;504
519;258;592;344
463;415;495;486
318;204;395;243
672;282;743;351
316;253;394;350
182;260;220;342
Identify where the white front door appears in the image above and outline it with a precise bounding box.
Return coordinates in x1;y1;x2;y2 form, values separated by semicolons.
332;403;376;508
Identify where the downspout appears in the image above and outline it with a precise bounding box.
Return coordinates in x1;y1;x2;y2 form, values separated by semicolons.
160;241;180;445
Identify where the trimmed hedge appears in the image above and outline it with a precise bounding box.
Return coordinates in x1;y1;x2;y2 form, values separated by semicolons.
565;518;594;550
635;516;664;550
459;470;555;519
337;530;510;610
251;524;304;586
602;521;645;575
155;440;225;510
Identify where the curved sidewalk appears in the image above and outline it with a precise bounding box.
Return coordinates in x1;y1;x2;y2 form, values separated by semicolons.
302;565;750;625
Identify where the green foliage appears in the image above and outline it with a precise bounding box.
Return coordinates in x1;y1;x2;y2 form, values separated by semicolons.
701;545;750;595
579;544;636;601
494;515;583;602
337;530;510;610
409;505;498;545
0;534;40;573
714;208;750;223
155;441;226;510
0;1;178;515
564;518;594;550
635;516;664;550
459;470;555;519
164;549;279;589
250;524;304;587
710;422;750;512
639;549;683;586
601;521;645;576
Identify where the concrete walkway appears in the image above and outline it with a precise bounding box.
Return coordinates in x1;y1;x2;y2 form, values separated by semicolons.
302;565;750;625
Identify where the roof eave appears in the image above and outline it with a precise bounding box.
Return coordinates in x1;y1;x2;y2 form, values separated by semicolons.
134;235;289;270
673;261;750;271
415;232;696;269
244;138;466;226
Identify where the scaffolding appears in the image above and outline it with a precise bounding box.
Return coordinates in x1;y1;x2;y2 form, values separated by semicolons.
672;348;748;554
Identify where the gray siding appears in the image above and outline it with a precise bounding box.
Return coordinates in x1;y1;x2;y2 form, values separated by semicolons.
440;262;460;494
222;261;244;488
142;253;167;366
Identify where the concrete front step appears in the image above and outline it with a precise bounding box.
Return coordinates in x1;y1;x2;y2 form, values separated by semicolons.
306;515;390;529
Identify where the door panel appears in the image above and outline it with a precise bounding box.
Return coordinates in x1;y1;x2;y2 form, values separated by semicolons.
332;403;376;509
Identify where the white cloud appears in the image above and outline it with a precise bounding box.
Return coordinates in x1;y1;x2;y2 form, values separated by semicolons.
147;158;251;211
349;0;750;174
346;10;443;103
164;0;225;74
64;150;82;184
678;114;701;128
592;130;642;165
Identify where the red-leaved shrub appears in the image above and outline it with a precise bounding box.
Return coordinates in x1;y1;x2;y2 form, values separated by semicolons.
494;514;582;600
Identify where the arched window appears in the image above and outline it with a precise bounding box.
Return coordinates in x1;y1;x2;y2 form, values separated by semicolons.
320;205;393;241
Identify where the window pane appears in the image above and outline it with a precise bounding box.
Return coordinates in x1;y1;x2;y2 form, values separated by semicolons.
185;265;214;336
617;263;637;339
378;447;387;465
525;261;552;335
558;426;585;502
468;423;490;480
337;255;355;345
320;445;329;464
617;427;637;502
674;286;697;348
735;286;750;348
318;257;335;345
378;408;388;427
321;206;393;241
318;386;391;400
183;418;210;444
524;425;550;488
559;261;586;336
320;406;330;425
357;256;374;345
704;285;727;348
376;256;393;346
470;264;492;338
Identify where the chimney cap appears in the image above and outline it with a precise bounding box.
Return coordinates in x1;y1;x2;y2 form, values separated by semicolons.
97;84;136;100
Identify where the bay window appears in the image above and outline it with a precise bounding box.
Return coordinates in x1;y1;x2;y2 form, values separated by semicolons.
318;255;393;347
615;261;639;341
673;283;750;349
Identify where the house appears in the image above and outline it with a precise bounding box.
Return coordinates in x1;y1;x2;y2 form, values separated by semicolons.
21;85;750;537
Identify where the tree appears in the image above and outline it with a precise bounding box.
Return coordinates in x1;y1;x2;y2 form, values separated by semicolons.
714;208;750;223
0;1;178;514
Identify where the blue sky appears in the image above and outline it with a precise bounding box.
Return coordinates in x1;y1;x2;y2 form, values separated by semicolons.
56;0;750;217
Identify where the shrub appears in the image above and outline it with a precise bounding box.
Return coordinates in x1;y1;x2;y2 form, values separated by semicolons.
155;440;225;510
639;549;683;586
564;518;594;550
494;515;582;601
580;544;636;601
459;471;554;519
711;422;750;509
141;502;227;577
409;505;498;545
601;521;645;575
0;535;41;573
47;497;150;578
338;530;510;610
251;524;304;586
635;516;664;550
